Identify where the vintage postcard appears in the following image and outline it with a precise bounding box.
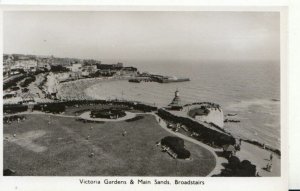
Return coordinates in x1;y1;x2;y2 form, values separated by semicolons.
0;4;289;191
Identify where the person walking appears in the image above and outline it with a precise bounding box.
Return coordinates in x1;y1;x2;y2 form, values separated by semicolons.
270;153;273;161
266;163;270;172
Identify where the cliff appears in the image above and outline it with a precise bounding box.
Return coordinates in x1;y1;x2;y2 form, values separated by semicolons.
195;108;224;128
186;103;224;128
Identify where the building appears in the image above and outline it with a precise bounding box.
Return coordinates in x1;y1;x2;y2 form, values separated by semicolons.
96;62;123;70
82;63;98;76
3;65;10;75
68;63;82;72
37;59;51;71
12;60;38;72
168;89;183;110
3;55;14;74
120;67;138;76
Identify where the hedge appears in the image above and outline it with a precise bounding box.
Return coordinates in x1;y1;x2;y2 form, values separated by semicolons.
158;109;235;148
45;100;157;112
33;103;65;113
3;104;28;114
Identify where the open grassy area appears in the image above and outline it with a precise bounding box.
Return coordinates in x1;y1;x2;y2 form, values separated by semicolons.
3;114;216;176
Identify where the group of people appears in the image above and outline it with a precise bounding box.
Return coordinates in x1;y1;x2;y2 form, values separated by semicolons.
265;153;274;172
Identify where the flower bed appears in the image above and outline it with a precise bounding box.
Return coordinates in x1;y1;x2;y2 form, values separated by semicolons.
161;136;191;159
90;109;126;119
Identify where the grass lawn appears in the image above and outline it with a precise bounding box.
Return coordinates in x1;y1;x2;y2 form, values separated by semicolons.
3;114;216;176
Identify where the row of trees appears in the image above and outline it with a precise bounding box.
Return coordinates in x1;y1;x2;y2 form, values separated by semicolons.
3;100;157;114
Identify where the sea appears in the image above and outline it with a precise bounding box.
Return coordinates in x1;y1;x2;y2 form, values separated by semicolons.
85;61;280;149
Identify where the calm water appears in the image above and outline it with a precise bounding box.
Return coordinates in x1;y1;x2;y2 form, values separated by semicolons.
85;62;280;149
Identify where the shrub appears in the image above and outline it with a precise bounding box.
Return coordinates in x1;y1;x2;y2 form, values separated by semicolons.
3;94;15;99
3;104;28;114
235;160;256;177
4;115;26;124
50;65;70;73
20;76;36;88
161;136;191;159
22;88;29;93
10;86;20;91
227;156;240;169
34;103;65;113
219;158;256;177
3;74;26;90
90;109;126;119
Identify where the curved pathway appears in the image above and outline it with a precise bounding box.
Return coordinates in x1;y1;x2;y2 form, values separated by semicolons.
6;110;222;176
150;113;225;177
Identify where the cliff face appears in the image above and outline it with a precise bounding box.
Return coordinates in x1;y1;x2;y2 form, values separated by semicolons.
195;108;224;128
46;73;58;94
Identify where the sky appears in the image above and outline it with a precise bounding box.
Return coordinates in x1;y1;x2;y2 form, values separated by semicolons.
3;11;280;65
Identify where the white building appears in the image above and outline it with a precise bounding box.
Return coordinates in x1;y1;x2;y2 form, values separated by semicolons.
12;60;38;72
68;63;82;72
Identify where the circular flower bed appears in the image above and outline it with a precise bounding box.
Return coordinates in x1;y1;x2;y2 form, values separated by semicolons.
90;109;126;119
